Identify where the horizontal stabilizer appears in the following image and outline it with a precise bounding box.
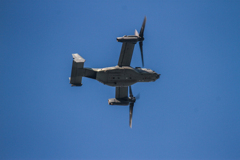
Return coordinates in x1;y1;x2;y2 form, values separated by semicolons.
70;53;85;86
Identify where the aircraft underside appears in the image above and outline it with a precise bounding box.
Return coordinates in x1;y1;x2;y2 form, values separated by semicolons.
95;68;158;87
69;17;161;128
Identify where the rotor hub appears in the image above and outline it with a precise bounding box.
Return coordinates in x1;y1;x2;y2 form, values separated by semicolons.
129;97;136;103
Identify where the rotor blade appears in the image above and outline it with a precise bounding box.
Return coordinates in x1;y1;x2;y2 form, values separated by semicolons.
135;29;139;37
139;16;147;38
129;86;133;97
139;41;144;67
129;103;134;128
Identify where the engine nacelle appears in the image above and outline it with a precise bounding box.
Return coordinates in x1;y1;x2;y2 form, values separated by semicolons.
116;36;138;43
108;98;129;106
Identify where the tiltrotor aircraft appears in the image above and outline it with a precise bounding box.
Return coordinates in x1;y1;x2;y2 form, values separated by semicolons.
69;17;160;128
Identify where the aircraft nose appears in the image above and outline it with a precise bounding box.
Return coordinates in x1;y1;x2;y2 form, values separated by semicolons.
156;74;160;79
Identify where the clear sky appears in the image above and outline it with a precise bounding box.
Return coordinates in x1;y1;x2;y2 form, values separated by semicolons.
1;0;240;160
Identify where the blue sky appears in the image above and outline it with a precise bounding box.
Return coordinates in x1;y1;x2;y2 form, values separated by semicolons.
1;0;240;160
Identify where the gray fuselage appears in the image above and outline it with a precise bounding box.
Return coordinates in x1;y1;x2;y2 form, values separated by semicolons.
89;66;160;87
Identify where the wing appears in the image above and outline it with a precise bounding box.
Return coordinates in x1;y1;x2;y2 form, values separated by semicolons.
118;42;136;67
115;87;128;99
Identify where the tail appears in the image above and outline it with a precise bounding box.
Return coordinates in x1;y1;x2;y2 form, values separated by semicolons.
69;53;85;86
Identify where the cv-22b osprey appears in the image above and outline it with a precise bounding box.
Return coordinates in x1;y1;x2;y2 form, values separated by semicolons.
70;17;160;128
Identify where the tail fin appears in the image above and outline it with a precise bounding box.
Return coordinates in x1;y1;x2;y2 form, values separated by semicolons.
70;53;85;86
